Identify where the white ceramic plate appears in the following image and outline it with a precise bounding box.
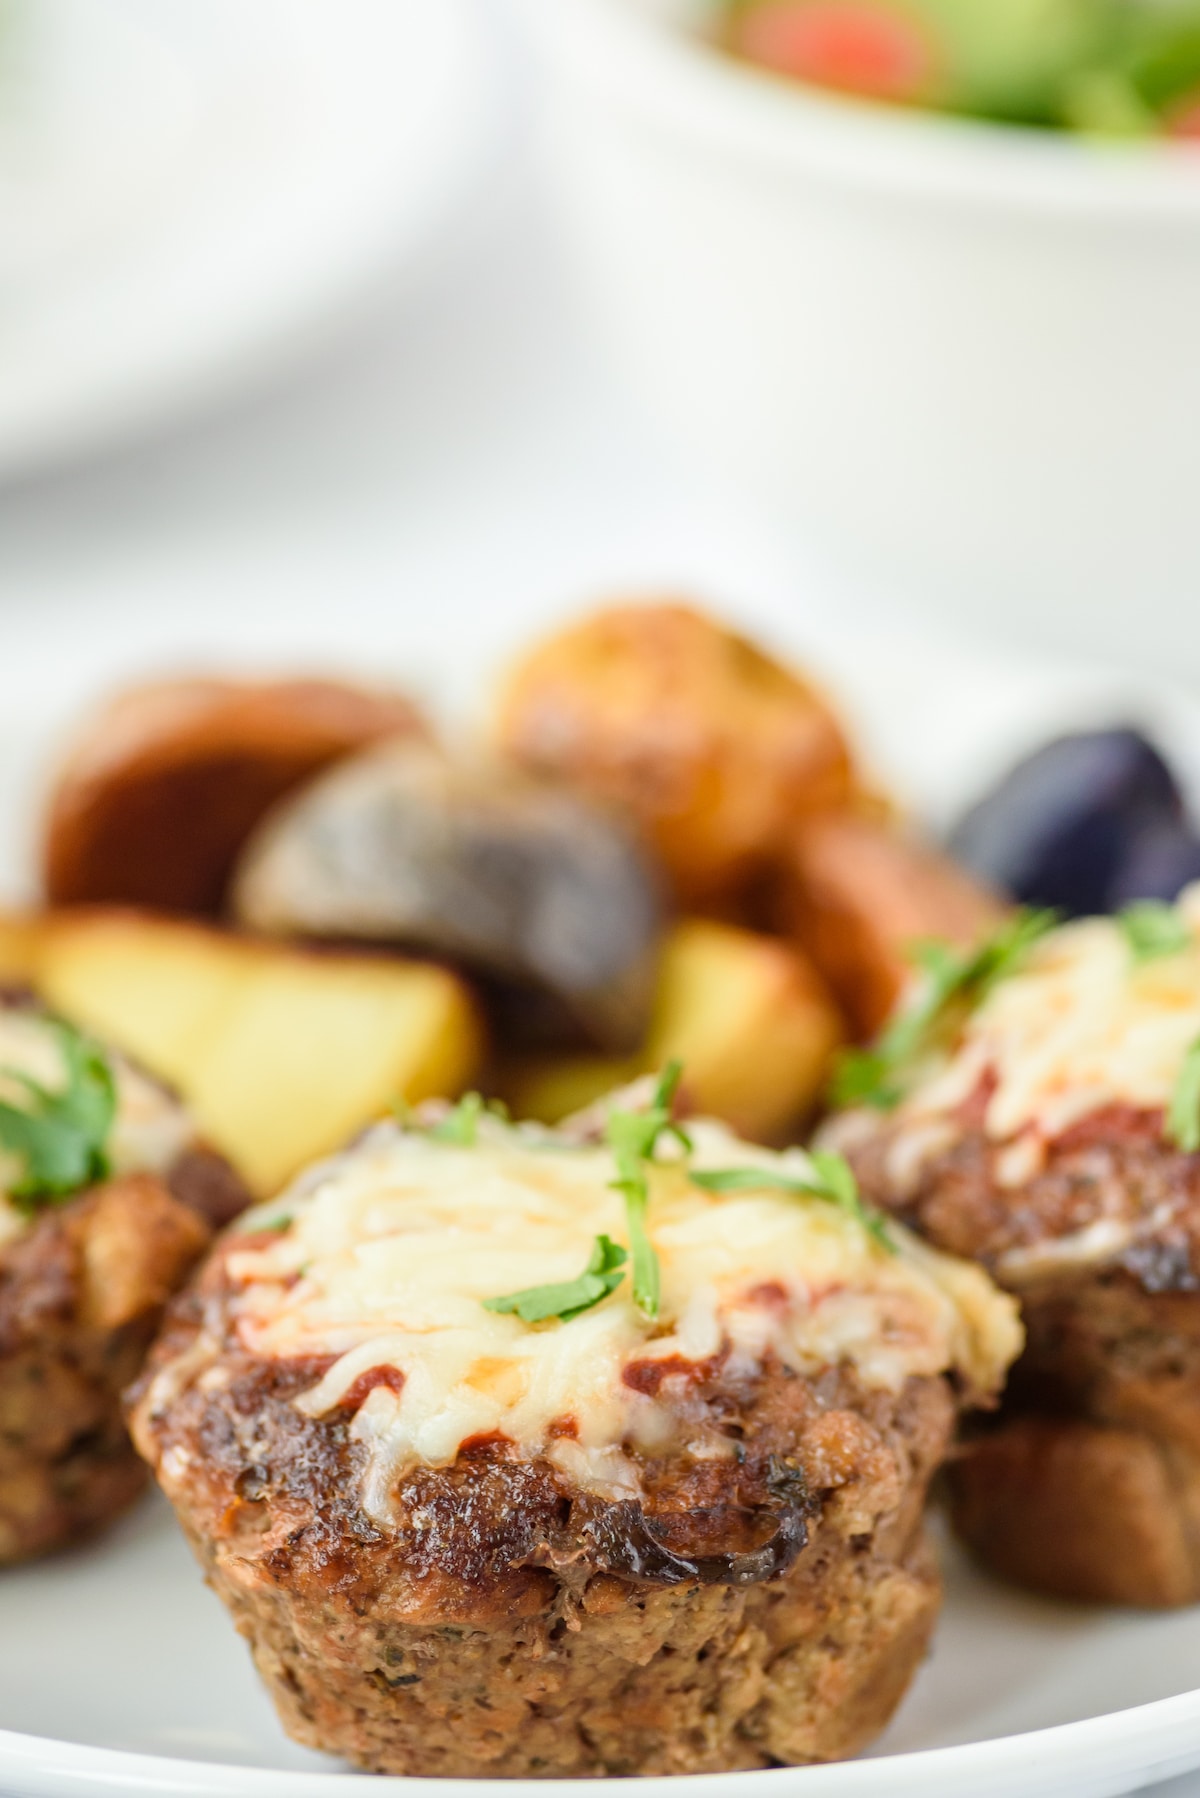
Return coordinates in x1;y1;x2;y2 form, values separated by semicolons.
2;613;1200;1797
0;0;493;479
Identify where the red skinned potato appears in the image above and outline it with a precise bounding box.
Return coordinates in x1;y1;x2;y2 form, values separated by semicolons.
493;602;857;909
949;1414;1200;1609
778;814;1005;1039
43;677;429;915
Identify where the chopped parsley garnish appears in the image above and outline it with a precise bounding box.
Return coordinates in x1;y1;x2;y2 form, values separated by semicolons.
1119;900;1192;965
692;1149;893;1253
829;1048;903;1113
482;1234;628;1324
478;1063;897;1329
478;1066;689;1326
605;1061;690;1321
1168;1036;1200;1154
0;1020;117;1215
830;908;1059;1113
404;1092;509;1147
429;1091;485;1145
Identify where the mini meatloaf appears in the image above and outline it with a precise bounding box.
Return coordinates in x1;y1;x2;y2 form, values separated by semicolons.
823;892;1200;1606
0;998;246;1563
130;1100;1018;1778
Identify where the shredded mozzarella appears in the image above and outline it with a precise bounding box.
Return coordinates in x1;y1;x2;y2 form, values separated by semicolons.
224;1116;1020;1521
900;888;1200;1146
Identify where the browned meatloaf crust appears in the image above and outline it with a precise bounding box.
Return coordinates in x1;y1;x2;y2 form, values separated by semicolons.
0;1150;245;1564
130;1245;958;1778
842;1099;1200;1605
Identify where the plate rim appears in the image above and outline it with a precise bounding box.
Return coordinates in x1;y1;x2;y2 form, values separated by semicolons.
4;1681;1200;1795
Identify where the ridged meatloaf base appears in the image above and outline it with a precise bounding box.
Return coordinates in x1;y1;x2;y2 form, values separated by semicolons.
200;1502;940;1777
131;1267;957;1778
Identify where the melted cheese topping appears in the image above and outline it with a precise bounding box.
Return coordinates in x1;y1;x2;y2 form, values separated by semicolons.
897;887;1200;1146
0;1011;195;1248
223;1116;1020;1520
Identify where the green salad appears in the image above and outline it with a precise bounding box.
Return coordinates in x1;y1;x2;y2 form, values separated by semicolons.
716;0;1200;136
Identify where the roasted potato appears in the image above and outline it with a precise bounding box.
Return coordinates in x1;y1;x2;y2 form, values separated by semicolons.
37;911;482;1196
777;815;1005;1039
232;741;662;1053
0;913;41;986
43;676;428;914
497;918;843;1143
949;1415;1200;1609
493;602;857;909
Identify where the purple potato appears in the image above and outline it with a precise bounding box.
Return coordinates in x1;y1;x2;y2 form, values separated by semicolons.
948;728;1184;917
231;741;663;1053
1107;822;1200;909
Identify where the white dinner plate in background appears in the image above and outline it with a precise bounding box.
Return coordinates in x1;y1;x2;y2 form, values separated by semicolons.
0;0;495;480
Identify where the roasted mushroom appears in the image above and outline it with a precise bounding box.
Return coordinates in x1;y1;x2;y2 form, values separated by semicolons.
232;742;663;1053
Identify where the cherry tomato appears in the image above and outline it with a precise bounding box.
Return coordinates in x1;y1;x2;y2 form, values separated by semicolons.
1168;88;1200;138
732;1;937;104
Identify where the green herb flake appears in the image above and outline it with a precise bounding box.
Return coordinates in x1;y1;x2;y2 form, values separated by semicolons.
422;1092;510;1147
829;907;1060;1113
429;1092;485;1145
605;1060;690;1321
828;1049;902;1113
1119;901;1192;965
1168;1036;1200;1154
0;1020;117;1215
692;1149;894;1253
483;1234;628;1325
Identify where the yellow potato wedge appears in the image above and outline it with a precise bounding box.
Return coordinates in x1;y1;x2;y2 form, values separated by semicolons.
0;912;43;986
39;911;244;1090
778;815;1005;1039
496;918;843;1144
38;911;483;1196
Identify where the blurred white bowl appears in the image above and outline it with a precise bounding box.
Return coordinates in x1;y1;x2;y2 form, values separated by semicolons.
518;0;1200;672
0;0;494;480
